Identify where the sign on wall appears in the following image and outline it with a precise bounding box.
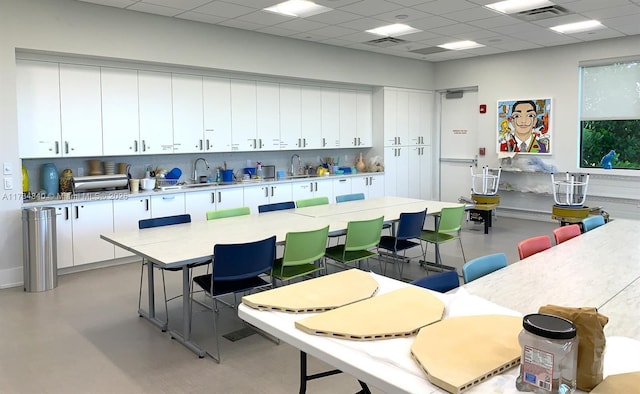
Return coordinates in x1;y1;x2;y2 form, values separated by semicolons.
497;98;551;155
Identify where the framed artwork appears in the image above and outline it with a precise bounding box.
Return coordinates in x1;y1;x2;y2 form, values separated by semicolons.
497;98;551;154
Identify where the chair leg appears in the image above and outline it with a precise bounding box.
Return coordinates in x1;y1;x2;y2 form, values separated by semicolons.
138;260;145;313
212;298;221;363
458;237;466;263
161;269;168;325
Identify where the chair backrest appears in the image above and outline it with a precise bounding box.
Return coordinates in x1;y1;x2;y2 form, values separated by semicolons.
411;270;460;293
335;193;365;203
139;214;191;229
462;252;508;283
344;216;384;252
258;201;295;213
295;196;329;208
436;205;466;234
206;207;250;220
212;236;276;281
553;224;582;244
282;226;330;267
582;215;605;232
517;235;552;259
396;209;427;240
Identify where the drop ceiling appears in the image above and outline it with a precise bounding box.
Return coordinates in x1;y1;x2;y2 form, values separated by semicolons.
75;0;640;62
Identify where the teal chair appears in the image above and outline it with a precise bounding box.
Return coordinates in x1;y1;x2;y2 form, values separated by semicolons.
296;196;329;208
335;193;365;203
462;253;507;283
272;226;330;286
325;216;384;271
582;215;605;232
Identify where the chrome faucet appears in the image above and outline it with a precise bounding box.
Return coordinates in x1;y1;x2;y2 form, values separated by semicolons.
193;157;210;182
290;154;301;176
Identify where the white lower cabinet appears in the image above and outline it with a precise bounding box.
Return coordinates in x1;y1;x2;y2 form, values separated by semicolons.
54;204;74;269
150;193;185;218
243;183;292;214
291;178;333;203
71;200;115;266
332;177;352;201
113;197;151;258
384;146;410;198
185;187;244;222
352;174;385;199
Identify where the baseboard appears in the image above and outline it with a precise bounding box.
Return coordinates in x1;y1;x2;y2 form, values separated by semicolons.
0;266;23;289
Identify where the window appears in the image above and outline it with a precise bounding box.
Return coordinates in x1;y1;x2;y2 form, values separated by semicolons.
579;60;640;170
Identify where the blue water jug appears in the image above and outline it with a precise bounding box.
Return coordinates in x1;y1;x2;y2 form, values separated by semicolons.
41;163;59;196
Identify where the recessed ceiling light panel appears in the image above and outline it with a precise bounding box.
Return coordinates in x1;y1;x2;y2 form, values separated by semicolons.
550;20;604;34
437;40;485;50
366;23;422;37
264;0;332;18
485;0;554;14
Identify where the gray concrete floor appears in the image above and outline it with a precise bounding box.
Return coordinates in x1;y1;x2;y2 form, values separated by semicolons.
0;217;557;394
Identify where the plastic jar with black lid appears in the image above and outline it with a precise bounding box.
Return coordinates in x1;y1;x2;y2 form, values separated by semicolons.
515;313;578;394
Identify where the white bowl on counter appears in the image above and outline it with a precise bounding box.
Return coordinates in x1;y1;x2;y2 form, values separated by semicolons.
140;178;156;191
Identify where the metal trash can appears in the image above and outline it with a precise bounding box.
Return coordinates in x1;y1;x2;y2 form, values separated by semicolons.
22;207;58;292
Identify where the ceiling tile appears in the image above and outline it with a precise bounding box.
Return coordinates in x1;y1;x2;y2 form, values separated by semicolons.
468;15;521;29
142;0;210;9
412;0;476;14
221;0;277;7
409;15;458;30
177;11;228;24
255;25;299;36
80;0;137;7
563;0;632;12
307;25;360;38
339;17;389;31
582;4;640;19
567;28;626;41
429;22;482;36
441;6;500;23
192;1;256;18
306;9;362;24
273;18;328;32
370;7;433;23
217;18;266;30
236;10;292;25
127;2;183;16
338;0;404;17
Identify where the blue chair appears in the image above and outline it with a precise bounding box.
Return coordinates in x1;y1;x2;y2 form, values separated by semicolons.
336;193;365;203
191;235;276;363
462;252;507;283
378;210;427;278
258;201;295;213
138;214;210;328
582;215;605;232
411;270;460;293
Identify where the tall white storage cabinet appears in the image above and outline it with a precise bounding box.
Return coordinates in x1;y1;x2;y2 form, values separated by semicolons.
382;88;434;199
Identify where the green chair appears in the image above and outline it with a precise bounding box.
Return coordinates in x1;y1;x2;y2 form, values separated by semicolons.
325;216;384;270
272;226;330;286
295;196;329;208
419;205;466;270
206;206;250;220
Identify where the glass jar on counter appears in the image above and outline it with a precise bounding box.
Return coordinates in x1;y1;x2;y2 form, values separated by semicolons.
515;313;578;394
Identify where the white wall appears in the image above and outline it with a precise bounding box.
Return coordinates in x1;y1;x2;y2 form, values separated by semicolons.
0;0;433;287
434;36;640;220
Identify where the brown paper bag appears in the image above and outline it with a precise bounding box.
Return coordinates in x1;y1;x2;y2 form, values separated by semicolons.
538;305;608;391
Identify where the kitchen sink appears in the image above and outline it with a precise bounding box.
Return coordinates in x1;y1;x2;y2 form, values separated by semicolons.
180;182;218;189
285;174;320;179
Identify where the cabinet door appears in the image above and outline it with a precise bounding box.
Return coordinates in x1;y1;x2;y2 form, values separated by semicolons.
72;201;115;266
243;185;271;214
231;79;257;151
367;174;385;198
339;90;358;148
150;193;185;218
356;90;372;147
383;89;398;146
203;76;232;152
313;178;333;202
291;180;314;201
139;71;174;154
101;67;140;156
269;183;292;205
333;177;351;201
411;145;433;200
16;59;62;158
59;63;102;157
300;86;322;149
54;205;74;268
351;175;367;196
185;190;216;222
172;73;204;153
280;84;301;150
321;88;340;148
409;91;432;146
113;197;151;258
215;187;245;211
384;146;409;197
257;81;280;150
396;90;410;146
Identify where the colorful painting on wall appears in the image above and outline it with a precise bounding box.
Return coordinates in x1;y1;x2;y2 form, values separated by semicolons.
497;98;551;154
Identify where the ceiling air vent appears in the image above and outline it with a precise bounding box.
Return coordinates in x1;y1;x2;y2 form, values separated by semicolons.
513;5;572;21
364;37;408;47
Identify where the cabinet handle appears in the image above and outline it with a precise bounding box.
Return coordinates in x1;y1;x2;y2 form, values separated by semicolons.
303;138;307;147
339;179;346;182
264;187;269;198
65;141;69;154
134;140;138;152
145;199;149;211
298;138;301;148
65;207;69;220
398;147;401;156
55;141;60;154
358;137;361;146
199;139;203;150
142;140;147;152
397;137;401;145
218;192;221;203
75;206;79;219
314;182;318;192
206;139;210;150
271;186;275;197
162;196;175;200
259;139;263;149
322;138;326;147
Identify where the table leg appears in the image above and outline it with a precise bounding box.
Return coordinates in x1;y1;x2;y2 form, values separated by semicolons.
298;351;370;394
138;262;168;331
169;266;206;358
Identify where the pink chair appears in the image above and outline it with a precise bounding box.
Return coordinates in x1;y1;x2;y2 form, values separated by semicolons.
517;235;552;259
552;224;581;245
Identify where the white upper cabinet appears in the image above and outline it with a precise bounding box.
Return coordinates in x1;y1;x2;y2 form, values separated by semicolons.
321;88;340;148
257;81;280;150
203;76;232;152
172;73;204;153
300;86;322;150
383;88;408;146
356;90;372;147
101;67;140;156
339;90;357;148
138;70;174;154
230;79;257;151
17;59;61;158
408;91;432;146
279;83;302;150
59;63;103;157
